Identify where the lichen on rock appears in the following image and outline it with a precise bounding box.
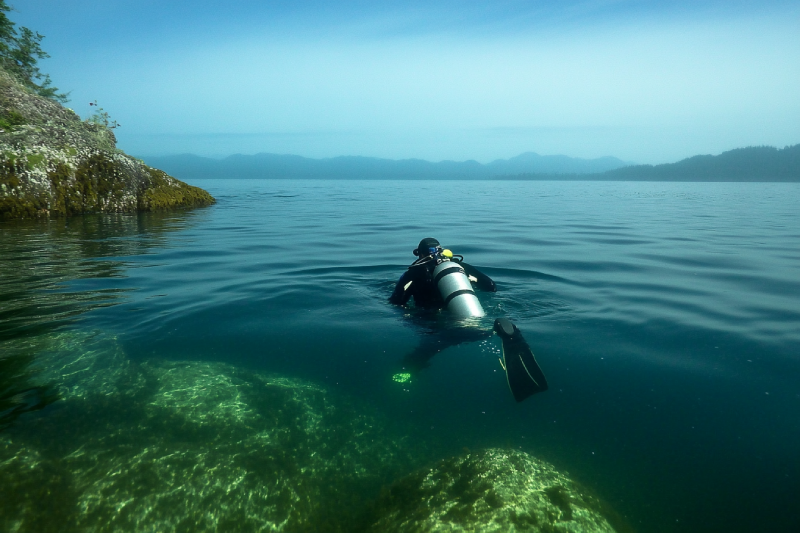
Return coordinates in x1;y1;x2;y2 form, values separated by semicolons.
0;67;214;220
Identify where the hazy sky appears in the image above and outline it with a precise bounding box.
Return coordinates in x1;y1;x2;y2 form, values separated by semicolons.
11;0;800;163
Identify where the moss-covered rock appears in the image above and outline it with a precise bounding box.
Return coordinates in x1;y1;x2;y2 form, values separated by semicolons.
0;67;214;220
365;448;621;533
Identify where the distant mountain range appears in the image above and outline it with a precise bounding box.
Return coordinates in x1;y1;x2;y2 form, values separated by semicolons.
599;144;800;181
139;144;800;182
510;145;800;182
139;152;630;180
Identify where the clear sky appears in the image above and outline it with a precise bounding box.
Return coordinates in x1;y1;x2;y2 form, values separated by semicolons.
10;0;800;163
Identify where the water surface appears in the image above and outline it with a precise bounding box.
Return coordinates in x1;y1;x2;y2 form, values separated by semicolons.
2;179;799;532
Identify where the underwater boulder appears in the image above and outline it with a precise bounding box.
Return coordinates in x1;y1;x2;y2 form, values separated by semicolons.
366;448;618;533
1;340;411;533
1;330;134;432
31;331;143;401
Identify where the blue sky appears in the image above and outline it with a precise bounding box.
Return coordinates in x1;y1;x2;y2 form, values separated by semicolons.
10;0;800;163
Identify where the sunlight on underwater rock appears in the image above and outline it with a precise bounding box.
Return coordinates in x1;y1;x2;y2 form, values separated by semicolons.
30;330;142;400
367;448;618;533
1;330;129;431
1;331;624;532
0;332;410;533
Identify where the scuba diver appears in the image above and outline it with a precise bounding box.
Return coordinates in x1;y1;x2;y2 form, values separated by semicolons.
389;237;548;402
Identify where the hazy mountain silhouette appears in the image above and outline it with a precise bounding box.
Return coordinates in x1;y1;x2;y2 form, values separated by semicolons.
504;145;800;181
597;145;800;181
139;152;629;180
486;152;628;175
140;145;799;181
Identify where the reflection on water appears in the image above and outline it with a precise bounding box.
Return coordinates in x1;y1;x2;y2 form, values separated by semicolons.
0;211;201;431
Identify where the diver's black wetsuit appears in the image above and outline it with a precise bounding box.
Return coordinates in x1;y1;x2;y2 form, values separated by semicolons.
389;257;496;309
388;243;495;371
388;237;548;402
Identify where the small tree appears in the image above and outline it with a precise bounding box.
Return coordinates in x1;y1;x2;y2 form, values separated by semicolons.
87;100;119;129
0;1;15;53
0;1;68;103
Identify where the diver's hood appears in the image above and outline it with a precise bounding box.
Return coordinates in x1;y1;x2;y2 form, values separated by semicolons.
413;237;440;256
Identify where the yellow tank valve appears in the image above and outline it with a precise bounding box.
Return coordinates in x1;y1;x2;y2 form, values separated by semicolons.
442;249;453;258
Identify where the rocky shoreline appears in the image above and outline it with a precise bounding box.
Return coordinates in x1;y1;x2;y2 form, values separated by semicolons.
0;68;214;220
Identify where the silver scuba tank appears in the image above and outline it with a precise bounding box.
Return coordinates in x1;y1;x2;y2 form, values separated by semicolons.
432;260;485;318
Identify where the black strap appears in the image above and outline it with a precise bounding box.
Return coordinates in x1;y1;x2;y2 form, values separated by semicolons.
433;263;463;284
443;289;474;306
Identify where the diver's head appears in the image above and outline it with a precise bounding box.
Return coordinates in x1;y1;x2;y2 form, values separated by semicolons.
413;237;440;258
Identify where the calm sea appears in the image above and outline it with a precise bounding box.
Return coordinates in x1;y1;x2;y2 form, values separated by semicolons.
2;179;799;532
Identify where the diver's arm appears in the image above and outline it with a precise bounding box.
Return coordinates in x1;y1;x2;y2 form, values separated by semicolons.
389;270;415;305
459;262;497;292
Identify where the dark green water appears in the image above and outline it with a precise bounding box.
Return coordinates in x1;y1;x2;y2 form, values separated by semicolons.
2;179;799;532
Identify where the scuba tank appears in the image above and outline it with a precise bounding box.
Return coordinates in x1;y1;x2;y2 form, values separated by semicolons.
432;255;486;318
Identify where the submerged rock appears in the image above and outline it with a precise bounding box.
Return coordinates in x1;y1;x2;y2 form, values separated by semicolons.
366;448;618;533
0;67;214;220
1;331;626;532
0;334;411;533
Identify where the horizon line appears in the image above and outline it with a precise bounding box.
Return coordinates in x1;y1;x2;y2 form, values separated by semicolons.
135;142;798;167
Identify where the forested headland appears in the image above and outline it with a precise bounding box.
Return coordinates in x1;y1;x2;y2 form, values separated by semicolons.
0;2;214;220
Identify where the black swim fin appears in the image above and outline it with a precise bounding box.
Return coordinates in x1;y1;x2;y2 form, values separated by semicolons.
494;318;548;402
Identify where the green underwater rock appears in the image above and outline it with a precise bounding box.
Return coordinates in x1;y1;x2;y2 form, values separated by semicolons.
1;330;626;532
29;331;141;401
0;332;411;533
0;67;214;220
365;448;618;533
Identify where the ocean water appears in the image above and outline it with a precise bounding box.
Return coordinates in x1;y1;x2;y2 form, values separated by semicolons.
1;179;799;532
